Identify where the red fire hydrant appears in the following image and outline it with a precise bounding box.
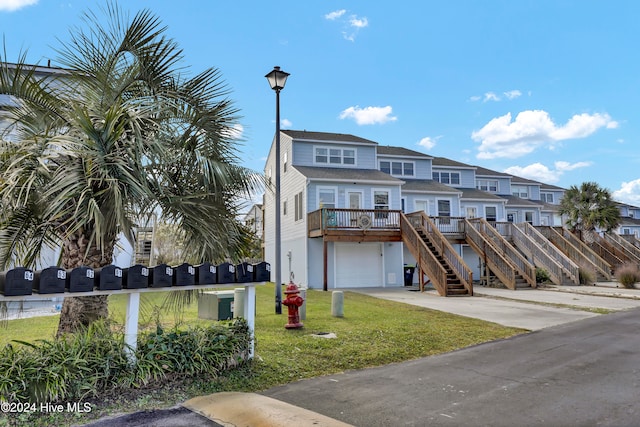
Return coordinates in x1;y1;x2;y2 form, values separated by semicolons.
282;281;304;329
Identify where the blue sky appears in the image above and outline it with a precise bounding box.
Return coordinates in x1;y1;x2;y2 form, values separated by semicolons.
2;1;640;205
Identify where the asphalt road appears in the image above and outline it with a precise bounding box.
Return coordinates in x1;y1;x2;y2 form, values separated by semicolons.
262;307;640;427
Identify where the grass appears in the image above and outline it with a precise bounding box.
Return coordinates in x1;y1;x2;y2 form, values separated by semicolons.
0;284;525;426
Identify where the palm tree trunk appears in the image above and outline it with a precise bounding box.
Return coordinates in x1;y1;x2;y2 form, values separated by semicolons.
56;231;114;337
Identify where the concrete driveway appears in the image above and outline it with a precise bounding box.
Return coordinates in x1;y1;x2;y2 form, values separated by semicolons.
348;283;640;330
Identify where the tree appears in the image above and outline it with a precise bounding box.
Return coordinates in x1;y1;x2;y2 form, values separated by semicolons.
0;3;260;335
559;182;621;233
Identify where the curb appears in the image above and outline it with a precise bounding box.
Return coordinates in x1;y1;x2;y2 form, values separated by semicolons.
183;392;353;427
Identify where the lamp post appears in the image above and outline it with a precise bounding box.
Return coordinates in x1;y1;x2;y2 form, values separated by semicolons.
265;66;289;314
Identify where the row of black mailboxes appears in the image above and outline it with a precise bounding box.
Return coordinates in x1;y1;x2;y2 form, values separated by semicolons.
0;262;271;296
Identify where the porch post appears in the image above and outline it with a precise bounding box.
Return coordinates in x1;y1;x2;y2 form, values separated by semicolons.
323;238;328;291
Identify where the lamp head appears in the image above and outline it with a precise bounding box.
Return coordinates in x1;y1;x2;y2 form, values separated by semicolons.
265;66;290;91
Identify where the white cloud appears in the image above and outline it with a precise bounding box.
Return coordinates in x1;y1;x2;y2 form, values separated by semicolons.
417;136;439;150
325;9;346;20
281;118;292;128
472;110;618;159
0;0;37;11
222;124;244;140
504;161;592;184
483;92;500;102
613;180;640;205
339;105;397;125
469;95;482;102
349;16;369;28
504;90;522;100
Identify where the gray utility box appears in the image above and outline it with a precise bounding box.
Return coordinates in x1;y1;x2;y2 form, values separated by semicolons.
198;290;235;320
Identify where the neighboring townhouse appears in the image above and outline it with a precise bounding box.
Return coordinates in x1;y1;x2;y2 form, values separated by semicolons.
262;129;581;291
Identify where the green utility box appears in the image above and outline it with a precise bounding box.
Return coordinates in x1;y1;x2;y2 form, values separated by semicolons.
198;290;235;320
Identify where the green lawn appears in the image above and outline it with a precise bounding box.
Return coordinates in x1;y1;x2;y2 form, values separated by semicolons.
0;284;525;425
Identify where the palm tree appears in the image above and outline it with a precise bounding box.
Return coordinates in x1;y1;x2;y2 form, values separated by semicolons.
0;4;260;335
559;182;621;234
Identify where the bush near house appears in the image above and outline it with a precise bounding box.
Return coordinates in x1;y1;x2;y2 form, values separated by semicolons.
0;319;249;408
615;264;640;289
536;268;551;284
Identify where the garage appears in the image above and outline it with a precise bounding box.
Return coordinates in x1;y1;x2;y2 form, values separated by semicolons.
335;243;383;287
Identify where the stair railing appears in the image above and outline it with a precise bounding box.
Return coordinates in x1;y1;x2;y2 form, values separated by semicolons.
514;223;579;285
400;213;448;296
537;226;611;281
464;219;517;289
604;233;640;265
407;212;473;295
469;218;536;287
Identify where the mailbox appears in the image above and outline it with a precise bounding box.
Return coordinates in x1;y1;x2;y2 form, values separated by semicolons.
195;263;217;285
253;262;271;282
149;264;173;288
174;263;195;286
95;265;123;291
67;266;95;292
235;262;254;283
122;265;149;289
34;267;66;294
0;267;34;296
216;262;235;284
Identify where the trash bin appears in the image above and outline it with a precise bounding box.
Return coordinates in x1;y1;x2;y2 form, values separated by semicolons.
404;264;416;287
198;290;235;320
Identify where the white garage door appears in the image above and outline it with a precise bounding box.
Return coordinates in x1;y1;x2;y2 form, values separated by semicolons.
335;243;383;288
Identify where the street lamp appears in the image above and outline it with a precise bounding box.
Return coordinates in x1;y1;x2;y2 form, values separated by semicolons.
265;66;290;314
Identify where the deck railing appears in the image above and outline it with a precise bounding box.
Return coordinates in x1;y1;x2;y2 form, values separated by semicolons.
406;212;473;295
308;208;400;235
581;230;625;267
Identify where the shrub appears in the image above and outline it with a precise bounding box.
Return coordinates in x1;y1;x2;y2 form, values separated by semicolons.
0;319;250;405
536;268;551;283
615;264;640;289
579;267;596;286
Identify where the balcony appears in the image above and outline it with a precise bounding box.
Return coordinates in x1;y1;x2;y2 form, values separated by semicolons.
307;208;402;242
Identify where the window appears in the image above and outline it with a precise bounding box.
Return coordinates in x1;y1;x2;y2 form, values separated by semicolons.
315;148;328;163
315;147;356;165
541;193;554;203
318;188;336;209
437;200;451;217
485;206;497;222
433;171;460;185
623;228;631;235
512;185;528;198
374;190;389;218
294;191;304;221
507;213;516;222
525;212;534;224
476;179;498;192
466;207;477;218
283;200;287;216
380;161;414;176
283;151;288;172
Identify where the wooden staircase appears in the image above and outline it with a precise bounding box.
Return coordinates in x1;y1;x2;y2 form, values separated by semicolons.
465;218;536;290
400;212;472;296
415;228;468;296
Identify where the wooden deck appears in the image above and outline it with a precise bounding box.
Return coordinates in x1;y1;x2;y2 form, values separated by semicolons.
308;208;402;242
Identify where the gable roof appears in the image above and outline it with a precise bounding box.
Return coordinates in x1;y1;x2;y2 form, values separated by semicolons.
401;179;462;194
473;165;512;178
432;156;476;169
281;130;378;145
377;146;432;158
457;187;505;201
499;195;543;207
293;166;402;183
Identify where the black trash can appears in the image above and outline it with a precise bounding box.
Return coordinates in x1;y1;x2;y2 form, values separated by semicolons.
404;264;416;287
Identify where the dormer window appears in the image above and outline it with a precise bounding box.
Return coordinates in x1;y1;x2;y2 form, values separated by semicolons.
314;146;356;165
380;161;414;177
433;171;460;185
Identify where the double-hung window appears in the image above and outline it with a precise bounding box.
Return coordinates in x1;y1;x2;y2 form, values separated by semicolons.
294;191;304;221
433;171;460;185
380;161;415;177
476;179;498;192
